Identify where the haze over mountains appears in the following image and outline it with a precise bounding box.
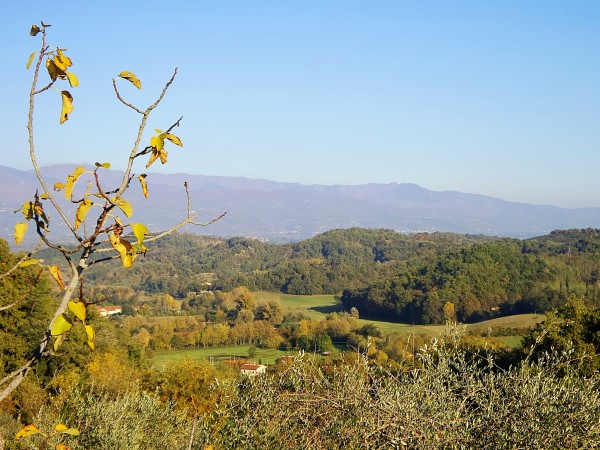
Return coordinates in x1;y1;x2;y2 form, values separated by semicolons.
2;164;600;246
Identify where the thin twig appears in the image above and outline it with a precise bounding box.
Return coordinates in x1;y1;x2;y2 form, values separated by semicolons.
112;79;144;114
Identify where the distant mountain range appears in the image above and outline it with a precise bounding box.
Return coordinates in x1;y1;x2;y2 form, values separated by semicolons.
2;164;600;246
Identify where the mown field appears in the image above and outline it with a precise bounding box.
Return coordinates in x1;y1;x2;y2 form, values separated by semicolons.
151;294;545;368
152;345;287;368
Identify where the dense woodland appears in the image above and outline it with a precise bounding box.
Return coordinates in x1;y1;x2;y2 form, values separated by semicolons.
40;227;600;324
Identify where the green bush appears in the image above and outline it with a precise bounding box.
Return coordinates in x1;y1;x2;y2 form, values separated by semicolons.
31;389;191;450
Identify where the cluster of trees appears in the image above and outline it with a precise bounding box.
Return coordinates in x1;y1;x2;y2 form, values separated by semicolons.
47;227;600;324
341;229;600;324
119;291;369;355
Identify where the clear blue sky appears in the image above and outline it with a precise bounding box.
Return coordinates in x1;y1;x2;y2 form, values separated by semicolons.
2;1;599;208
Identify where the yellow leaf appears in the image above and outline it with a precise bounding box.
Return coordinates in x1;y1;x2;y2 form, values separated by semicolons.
68;301;86;321
111;197;133;218
48;265;66;290
145;149;161;169
118;71;142;89
85;325;95;350
64;166;85;200
14;222;28;245
16;424;41;439
132;223;148;245
159;149;168;164
94;162;111;169
54;49;73;72
51;314;72;336
26;51;36;69
53;182;65;191
60;90;74;124
20;201;34;220
61;428;79;437
138;174;149;198
66;72;79;88
75;199;93;230
40;193;50;199
46;58;64;81
53;334;65;352
56;444;73;450
19;259;41;268
109;234;135;268
30;25;41;36
54;424;68;432
164;133;183;147
150;134;165;151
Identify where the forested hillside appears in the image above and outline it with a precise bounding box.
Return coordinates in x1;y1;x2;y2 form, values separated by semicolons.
40;228;600;324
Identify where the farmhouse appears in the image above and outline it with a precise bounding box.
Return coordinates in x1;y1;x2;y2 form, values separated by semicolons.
96;305;122;317
240;363;267;377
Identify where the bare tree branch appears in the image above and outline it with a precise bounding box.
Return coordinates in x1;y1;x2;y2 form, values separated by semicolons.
27;29;79;241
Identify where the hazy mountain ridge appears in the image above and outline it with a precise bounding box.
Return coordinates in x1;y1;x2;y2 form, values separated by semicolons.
2;164;600;245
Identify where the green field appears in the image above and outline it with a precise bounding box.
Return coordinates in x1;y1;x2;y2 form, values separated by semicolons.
152;345;288;369
277;293;341;319
152;295;545;368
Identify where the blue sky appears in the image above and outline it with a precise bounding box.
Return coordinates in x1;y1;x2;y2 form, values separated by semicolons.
2;1;599;207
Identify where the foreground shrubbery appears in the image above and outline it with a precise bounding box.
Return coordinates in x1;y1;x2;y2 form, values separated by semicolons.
194;333;600;449
8;329;597;449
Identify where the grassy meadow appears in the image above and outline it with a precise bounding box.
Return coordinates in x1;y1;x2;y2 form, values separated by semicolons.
151;293;545;368
152;345;288;368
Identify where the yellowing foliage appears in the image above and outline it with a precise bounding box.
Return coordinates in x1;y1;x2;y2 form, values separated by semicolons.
16;424;41;439
26;51;36;69
51;314;73;337
19;200;35;220
14;222;28;245
19;259;41;268
48;265;66;290
64;166;85;200
60;90;74;124
66;72;79;88
111;197;133;217
138;174;149;198
146;129;183;168
85;324;95;350
75;199;93;230
119;71;142;89
109;233;136;268
68;301;86;322
132;223;148;246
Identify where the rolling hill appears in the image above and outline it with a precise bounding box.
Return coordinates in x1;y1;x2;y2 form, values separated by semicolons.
2;164;600;246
